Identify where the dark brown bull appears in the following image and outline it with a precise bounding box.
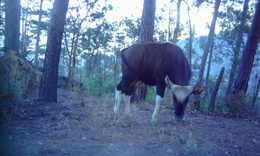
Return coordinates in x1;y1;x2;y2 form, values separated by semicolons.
114;42;203;126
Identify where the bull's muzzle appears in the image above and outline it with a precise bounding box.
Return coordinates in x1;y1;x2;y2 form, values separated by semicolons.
174;115;184;122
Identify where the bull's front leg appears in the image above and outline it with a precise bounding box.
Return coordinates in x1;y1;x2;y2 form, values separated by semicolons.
151;95;162;127
114;89;122;123
123;94;132;118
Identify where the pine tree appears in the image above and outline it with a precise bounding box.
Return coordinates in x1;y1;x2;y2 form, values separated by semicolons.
38;0;69;102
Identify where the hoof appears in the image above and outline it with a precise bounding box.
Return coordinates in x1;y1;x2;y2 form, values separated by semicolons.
174;115;184;122
114;114;119;123
124;116;133;127
150;121;157;127
120;116;132;127
123;120;132;127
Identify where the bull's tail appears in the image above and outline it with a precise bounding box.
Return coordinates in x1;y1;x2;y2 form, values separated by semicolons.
121;48;132;72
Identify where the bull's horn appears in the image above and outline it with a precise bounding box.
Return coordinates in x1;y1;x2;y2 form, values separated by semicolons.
165;75;193;92
165;75;173;88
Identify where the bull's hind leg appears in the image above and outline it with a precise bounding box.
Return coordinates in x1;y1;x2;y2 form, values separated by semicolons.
123;94;132;126
114;89;132;124
114;76;138;124
123;84;137;123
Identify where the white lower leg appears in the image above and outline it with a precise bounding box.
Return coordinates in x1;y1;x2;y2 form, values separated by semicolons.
114;89;122;115
151;95;162;123
124;95;132;118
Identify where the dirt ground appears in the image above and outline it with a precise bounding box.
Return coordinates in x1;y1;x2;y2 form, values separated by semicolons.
1;89;260;156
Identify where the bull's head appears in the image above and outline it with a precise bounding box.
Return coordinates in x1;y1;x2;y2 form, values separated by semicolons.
165;76;204;121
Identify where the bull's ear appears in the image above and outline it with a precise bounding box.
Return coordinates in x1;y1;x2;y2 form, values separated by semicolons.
192;84;204;94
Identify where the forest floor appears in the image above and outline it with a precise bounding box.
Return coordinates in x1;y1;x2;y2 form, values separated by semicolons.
0;88;260;156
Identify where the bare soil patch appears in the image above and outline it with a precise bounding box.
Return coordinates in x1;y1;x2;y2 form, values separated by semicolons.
1;89;260;155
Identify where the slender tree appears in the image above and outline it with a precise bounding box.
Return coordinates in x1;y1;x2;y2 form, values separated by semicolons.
38;0;69;102
230;0;260;108
61;0;112;89
64;0;111;88
172;0;181;43
204;38;214;97
4;0;20;52
185;1;193;67
194;0;221;110
66;15;87;89
20;1;28;56
251;76;260;110
34;0;44;67
209;67;225;112
225;0;250;97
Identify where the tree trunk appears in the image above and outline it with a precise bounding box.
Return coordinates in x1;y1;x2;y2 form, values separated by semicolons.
66;15;87;89
194;0;221;110
172;0;181;43
187;4;193;67
67;29;79;89
209;67;225;112
4;0;20;53
34;0;44;67
204;38;214;98
138;0;156;43
230;0;260;110
21;4;28;56
167;8;172;41
38;0;69;102
183;0;194;67
63;29;73;77
131;0;156;102
225;0;250;97
251;75;260;110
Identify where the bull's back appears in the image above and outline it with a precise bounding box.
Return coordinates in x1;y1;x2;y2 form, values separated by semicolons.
121;43;190;85
123;42;172;62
